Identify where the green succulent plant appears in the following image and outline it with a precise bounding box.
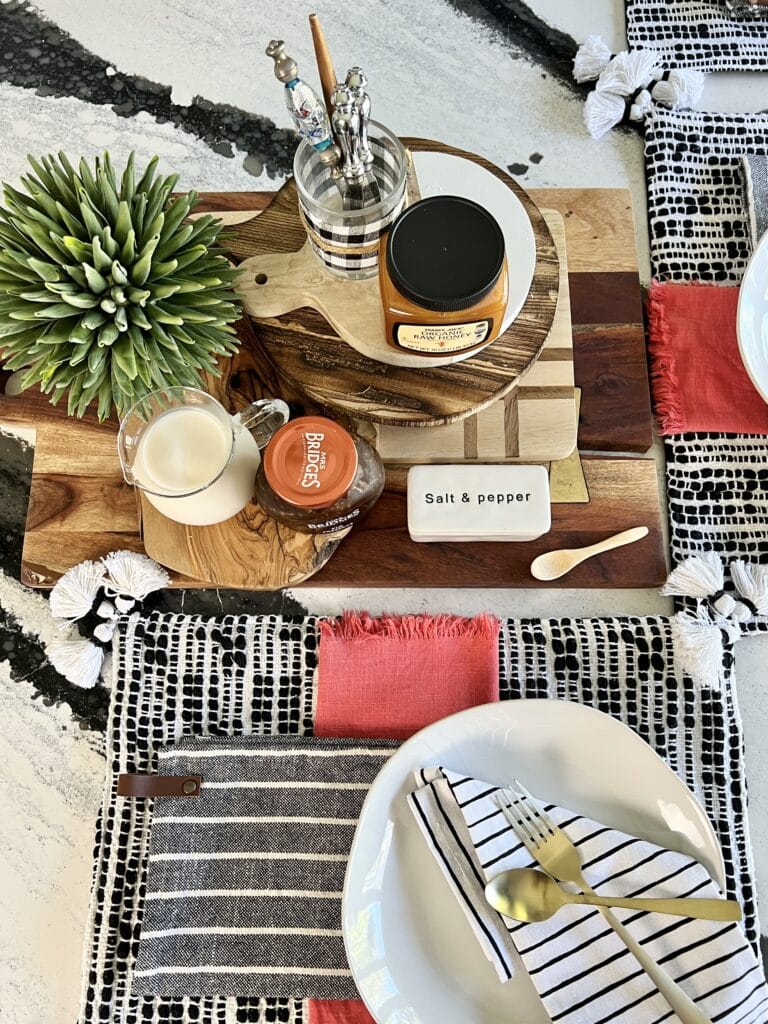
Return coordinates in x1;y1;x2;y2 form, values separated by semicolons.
0;151;241;419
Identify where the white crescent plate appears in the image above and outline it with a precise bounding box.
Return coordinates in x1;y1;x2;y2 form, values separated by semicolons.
342;699;723;1024
737;228;768;405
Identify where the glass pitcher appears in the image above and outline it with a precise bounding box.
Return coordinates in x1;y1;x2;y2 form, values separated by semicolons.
117;386;289;526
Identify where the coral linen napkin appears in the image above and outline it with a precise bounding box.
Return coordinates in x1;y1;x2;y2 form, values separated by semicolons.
647;281;768;434
315;612;501;740
308;612;501;1024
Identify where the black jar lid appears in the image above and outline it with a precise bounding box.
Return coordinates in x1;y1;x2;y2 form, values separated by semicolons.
385;195;505;313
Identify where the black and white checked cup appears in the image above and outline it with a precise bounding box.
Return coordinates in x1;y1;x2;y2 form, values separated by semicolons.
294;121;407;280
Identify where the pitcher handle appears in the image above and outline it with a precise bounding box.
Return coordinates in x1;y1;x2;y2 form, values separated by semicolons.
234;398;290;449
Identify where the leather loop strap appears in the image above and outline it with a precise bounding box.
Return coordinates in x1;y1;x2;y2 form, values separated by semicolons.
117;773;203;798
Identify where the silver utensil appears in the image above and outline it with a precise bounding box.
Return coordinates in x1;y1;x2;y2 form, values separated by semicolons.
330;83;380;209
331;84;365;181
345;66;374;166
265;40;340;172
495;782;714;1024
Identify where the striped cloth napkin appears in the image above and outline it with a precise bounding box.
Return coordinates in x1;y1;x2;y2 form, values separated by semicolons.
131;735;398;999
740;154;768;245
409;767;768;1024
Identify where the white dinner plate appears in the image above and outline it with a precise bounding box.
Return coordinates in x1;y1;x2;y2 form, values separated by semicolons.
342;700;724;1024
737;228;768;404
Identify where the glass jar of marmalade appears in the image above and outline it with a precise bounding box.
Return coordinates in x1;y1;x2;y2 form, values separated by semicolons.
379;195;509;357
254;416;385;534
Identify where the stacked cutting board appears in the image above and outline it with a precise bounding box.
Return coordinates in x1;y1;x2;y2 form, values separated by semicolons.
0;141;664;588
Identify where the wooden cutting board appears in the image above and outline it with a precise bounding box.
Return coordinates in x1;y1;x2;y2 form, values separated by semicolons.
0;186;663;589
367;208;575;463
233;139;560;428
219;202;575;463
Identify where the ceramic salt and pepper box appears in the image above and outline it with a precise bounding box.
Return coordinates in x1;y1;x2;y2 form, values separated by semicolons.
407;465;551;542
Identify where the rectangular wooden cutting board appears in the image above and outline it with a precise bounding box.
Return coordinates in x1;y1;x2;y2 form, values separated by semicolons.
0;187;664;589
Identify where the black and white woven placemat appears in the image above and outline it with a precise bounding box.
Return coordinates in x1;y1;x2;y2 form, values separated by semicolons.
645;106;768;284
644;106;768;629
626;0;768;71
666;434;768;632
78;611;759;1024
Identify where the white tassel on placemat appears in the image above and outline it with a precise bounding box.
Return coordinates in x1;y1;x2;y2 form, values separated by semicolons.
49;560;106;620
573;35;614;83
651;67;705;109
47;637;105;690
102;550;170;606
670;610;740;690
663;553;766;687
574;36;705;140
662;550;726;600
45;550;169;689
730;560;768;616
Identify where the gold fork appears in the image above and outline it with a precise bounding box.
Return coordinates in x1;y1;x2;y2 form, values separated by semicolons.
495;781;714;1024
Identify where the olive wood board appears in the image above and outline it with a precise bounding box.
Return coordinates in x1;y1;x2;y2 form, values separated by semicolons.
0;185;663;589
233;138;560;427
136;366;351;588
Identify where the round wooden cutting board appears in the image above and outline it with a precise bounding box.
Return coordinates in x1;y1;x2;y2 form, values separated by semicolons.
229;138;560;428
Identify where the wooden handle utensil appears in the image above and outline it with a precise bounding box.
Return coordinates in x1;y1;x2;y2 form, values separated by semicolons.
309;13;338;118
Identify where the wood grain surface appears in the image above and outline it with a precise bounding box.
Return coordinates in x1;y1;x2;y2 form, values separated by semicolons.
367;209;576;462
229;138;560;427
137;323;349;588
0;184;663;589
309;456;664;588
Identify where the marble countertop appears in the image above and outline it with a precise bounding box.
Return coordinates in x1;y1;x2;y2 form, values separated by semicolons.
0;1;766;1019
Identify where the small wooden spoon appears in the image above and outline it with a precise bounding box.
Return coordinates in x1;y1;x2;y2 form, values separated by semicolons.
530;526;649;581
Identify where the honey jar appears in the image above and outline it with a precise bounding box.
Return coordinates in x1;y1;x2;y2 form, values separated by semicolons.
253;416;385;534
379;195;509;356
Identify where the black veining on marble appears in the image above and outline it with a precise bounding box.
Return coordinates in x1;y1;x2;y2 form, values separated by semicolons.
447;0;583;91
447;0;641;141
1;606;111;731
0;0;296;178
0;426;32;580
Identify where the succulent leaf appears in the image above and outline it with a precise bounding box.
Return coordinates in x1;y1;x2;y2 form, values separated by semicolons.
0;151;241;419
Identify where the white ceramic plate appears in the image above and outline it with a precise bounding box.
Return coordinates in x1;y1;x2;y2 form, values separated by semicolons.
353;150;537;369
342;700;724;1024
737;229;768;404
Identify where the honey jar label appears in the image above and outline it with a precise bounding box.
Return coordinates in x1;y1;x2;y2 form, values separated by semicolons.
394;319;492;353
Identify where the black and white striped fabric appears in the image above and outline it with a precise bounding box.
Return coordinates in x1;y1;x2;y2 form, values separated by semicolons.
132;735;397;999
410;767;767;1024
78;612;761;1024
726;0;768;19
626;0;768;71
645;107;768;284
297;135;404;275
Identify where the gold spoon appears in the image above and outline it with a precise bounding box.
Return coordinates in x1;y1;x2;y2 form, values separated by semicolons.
485;867;742;923
530;526;649;581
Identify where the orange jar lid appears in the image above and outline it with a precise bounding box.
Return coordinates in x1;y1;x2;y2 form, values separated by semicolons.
263;416;358;508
